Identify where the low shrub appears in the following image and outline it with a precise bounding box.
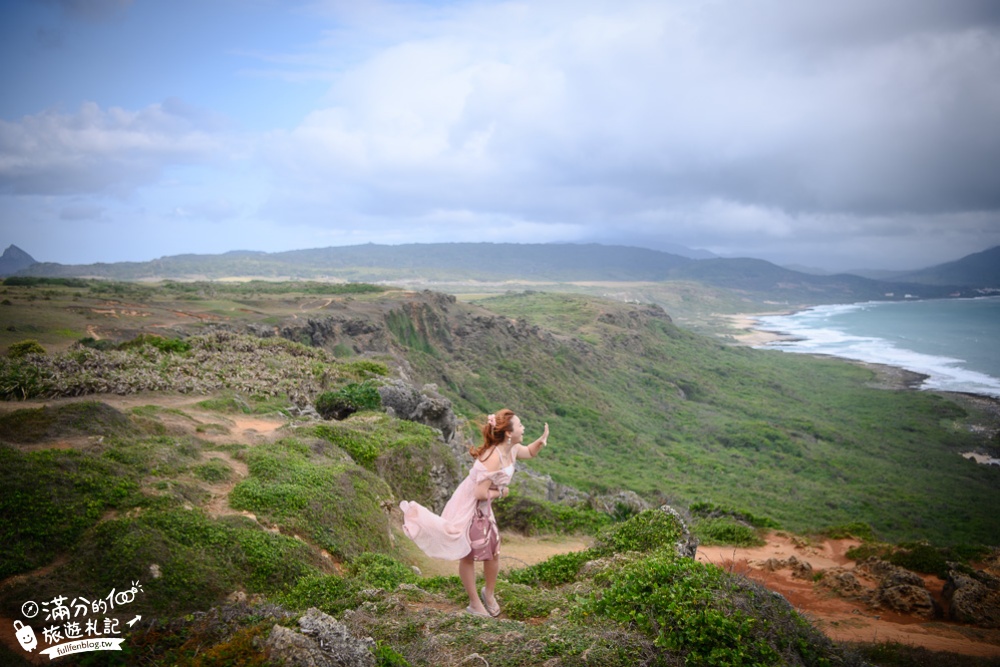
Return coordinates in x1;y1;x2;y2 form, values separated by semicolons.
493;492;612;536
506;549;598;587
6;338;46;358
0;444;141;578
73;509;319;614
278;574;355;615
76;336;117;351
0;358;47;399
579;552;844;666
315;380;383;420
194;458;233;482
593;508;684;555
494;581;567;620
118;333;191;354
694;517;765;547
822;522;877;542
689;501;780;529
347;553;419;590
0;401;135;443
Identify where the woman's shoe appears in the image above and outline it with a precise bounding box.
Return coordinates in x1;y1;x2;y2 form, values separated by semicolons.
480;586;501;617
465;605;490;617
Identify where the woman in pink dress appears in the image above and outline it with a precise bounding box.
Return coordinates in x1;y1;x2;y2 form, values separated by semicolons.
399;408;550;617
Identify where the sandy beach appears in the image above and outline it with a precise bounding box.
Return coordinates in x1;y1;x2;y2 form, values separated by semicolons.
721;312;799;346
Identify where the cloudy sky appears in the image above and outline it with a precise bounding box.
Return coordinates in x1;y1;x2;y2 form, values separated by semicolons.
2;0;999;271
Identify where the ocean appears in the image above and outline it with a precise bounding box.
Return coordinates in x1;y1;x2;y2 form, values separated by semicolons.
754;296;1000;398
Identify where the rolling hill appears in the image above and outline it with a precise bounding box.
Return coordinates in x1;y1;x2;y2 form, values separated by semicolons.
8;242;994;304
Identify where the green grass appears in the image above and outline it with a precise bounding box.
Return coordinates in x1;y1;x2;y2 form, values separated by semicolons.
310;413;460;509
0;507;322;619
423;291;1000;545
0;400;138;442
0;444;141;578
228;438;396;558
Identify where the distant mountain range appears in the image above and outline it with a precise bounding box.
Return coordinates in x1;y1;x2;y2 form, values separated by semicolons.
3;242;998;302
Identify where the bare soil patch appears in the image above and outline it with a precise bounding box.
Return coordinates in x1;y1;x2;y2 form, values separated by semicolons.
697;533;1000;657
405;532;592;579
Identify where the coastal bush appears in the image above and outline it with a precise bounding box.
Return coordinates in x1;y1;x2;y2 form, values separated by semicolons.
886;541;991;578
311;412;440;473
6;338;45;358
193;458;232;482
0;331;347;399
694;517;766;547
579;552;844;666
277;574;355;615
118;333;191;354
315;380;383;420
593;508;685;555
689;501;780;529
76;335;116;351
62;509;320;615
348;552;419;590
493;491;612;536
506;549;598;587
0;358;47;399
822;521;878;542
494;581;568;620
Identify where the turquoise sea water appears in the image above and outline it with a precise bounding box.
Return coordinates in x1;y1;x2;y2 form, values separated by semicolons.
755;296;1000;398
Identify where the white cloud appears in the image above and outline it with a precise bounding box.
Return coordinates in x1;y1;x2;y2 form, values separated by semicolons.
0;99;230;196
5;0;999;269
251;0;1000;268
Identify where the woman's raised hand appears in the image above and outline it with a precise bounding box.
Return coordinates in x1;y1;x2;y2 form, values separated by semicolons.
541;423;549;445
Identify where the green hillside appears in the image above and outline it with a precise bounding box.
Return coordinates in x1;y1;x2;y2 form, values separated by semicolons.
2;278;998;665
2;278;996;544
393;291;999;544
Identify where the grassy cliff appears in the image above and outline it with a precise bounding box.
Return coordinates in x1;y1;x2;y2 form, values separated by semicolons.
1;278;998;665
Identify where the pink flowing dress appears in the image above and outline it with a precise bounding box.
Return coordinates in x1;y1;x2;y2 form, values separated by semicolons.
399;458;515;560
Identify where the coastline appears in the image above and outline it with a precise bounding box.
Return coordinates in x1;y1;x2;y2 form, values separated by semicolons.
726;311;1000;458
721;312;800;346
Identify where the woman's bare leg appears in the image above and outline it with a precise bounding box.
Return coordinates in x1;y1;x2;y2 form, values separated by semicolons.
459;556;487;613
483;557;499;605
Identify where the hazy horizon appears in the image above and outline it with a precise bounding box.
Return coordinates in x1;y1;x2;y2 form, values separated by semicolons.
2;1;1000;272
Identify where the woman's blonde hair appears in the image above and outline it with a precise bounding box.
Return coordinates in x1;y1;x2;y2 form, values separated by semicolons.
470;408;515;459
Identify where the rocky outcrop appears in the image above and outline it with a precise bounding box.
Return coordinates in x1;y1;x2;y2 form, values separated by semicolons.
510;466;588;505
853;559;938;618
266;608;376;667
819;569;868;599
762;555;814;581
662;504;699;559
945;569;1000;627
589;490;652;517
378;379;458;444
875;583;937;618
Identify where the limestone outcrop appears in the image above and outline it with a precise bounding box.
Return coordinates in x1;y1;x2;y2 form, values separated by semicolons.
265;608;376;667
944;568;1000;627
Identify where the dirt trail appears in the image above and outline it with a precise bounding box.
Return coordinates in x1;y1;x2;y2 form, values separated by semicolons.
697;533;1000;657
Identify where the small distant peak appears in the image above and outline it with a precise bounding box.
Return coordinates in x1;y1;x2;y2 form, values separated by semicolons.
0;244;39;276
3;244;35;260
